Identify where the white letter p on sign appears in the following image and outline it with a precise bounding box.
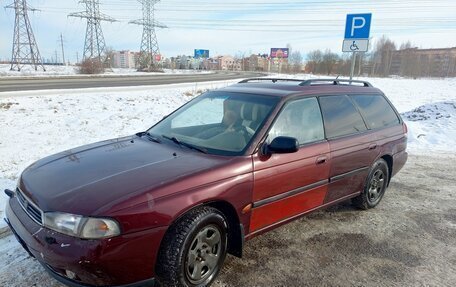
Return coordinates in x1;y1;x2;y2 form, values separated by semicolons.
351;17;366;37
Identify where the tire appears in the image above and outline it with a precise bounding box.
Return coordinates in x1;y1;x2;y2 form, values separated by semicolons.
352;158;390;210
156;207;228;287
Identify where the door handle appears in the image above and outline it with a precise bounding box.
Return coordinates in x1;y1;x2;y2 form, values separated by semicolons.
316;156;327;165
368;144;378;150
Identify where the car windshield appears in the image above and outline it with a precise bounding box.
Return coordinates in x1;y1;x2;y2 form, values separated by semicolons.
147;91;279;156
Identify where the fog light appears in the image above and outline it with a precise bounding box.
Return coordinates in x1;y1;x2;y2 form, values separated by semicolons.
65;270;76;280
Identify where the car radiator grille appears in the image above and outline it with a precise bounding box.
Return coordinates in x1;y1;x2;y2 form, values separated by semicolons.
16;188;43;225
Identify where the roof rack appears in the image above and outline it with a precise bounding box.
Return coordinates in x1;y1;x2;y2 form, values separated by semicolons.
239;78;373;87
299;79;373;87
238;78;303;84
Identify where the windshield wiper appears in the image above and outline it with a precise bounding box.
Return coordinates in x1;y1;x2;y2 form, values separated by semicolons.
145;132;161;143
162;135;207;154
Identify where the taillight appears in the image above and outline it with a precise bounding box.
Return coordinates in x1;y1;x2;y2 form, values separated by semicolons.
403;122;408;135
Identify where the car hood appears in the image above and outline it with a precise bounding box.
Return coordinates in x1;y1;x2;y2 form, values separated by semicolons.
19;135;231;215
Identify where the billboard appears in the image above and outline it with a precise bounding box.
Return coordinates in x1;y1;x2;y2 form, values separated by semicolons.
270;48;289;58
194;49;210;59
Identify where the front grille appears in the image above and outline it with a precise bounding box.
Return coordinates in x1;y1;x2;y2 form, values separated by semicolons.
16;188;43;225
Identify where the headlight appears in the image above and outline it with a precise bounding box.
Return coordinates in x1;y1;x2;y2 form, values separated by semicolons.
43;212;121;239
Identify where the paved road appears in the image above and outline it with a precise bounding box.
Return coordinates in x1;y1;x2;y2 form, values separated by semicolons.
0;71;265;92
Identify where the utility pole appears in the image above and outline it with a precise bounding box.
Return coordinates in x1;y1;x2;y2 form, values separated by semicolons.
69;0;116;62
129;0;166;71
6;0;45;71
60;33;66;65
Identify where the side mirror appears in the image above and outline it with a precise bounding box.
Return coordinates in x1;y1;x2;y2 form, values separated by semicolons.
266;136;299;154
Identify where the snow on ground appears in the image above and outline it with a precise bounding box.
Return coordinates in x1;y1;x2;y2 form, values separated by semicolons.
0;76;455;229
0;64;212;78
355;76;456;152
0;64;79;77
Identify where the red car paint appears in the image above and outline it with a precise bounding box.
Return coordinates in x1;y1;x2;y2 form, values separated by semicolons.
5;80;408;286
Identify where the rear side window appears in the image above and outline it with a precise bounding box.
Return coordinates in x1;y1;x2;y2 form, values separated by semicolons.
350;95;400;129
319;95;367;138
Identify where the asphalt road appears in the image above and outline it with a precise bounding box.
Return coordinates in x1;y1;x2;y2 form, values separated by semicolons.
0;71;265;92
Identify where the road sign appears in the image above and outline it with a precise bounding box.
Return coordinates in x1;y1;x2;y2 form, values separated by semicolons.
343;13;372;81
344;13;372;39
343;39;369;52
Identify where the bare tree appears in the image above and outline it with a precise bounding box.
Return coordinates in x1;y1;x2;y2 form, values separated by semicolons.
306;50;323;74
104;47;115;69
371;36;396;76
400;41;412;50
289;51;303;73
321;49;339;75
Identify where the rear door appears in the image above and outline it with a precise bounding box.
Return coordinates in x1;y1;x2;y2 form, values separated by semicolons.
350;94;406;177
250;97;330;233
318;95;378;203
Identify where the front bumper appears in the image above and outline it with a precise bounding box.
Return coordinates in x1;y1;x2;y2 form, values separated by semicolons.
5;196;166;287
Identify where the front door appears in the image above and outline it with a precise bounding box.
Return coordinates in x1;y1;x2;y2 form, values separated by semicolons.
250;97;330;233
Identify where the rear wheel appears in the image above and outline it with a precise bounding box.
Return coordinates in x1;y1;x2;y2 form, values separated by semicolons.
353;159;389;210
156;207;228;287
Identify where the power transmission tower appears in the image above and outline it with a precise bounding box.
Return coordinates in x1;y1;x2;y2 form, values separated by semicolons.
6;0;45;71
130;0;166;71
69;0;116;62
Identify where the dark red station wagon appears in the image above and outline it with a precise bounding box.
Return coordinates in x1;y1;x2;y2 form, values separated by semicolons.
5;78;408;287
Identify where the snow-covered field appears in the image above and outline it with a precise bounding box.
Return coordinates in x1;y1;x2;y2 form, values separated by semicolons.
0;76;455;228
0;64;212;78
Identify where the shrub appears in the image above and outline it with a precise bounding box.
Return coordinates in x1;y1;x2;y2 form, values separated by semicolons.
78;59;105;74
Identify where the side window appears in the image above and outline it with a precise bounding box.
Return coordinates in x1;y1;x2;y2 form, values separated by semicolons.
351;95;400;129
268;97;325;145
319;95;367;138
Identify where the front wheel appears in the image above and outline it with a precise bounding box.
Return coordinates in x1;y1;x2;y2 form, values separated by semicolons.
352;158;389;210
156;207;228;287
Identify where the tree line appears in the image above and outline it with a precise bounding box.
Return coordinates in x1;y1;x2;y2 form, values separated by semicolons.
303;36;456;78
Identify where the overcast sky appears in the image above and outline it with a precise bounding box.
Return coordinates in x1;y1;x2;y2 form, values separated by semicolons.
0;0;455;63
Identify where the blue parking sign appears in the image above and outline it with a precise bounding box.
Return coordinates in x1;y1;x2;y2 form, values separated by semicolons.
345;13;372;39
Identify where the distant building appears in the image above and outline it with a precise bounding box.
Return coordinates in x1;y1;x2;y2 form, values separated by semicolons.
390;47;456;77
112;50;136;69
217;56;242;71
243;54;269;71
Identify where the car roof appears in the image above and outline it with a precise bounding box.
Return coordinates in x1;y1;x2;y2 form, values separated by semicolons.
219;78;383;98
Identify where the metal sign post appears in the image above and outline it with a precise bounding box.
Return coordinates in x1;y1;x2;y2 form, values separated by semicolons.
350;52;357;81
343;13;372;81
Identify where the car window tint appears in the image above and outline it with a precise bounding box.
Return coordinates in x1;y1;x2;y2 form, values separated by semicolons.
269;97;325;145
351;95;400;129
319;95;367;138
